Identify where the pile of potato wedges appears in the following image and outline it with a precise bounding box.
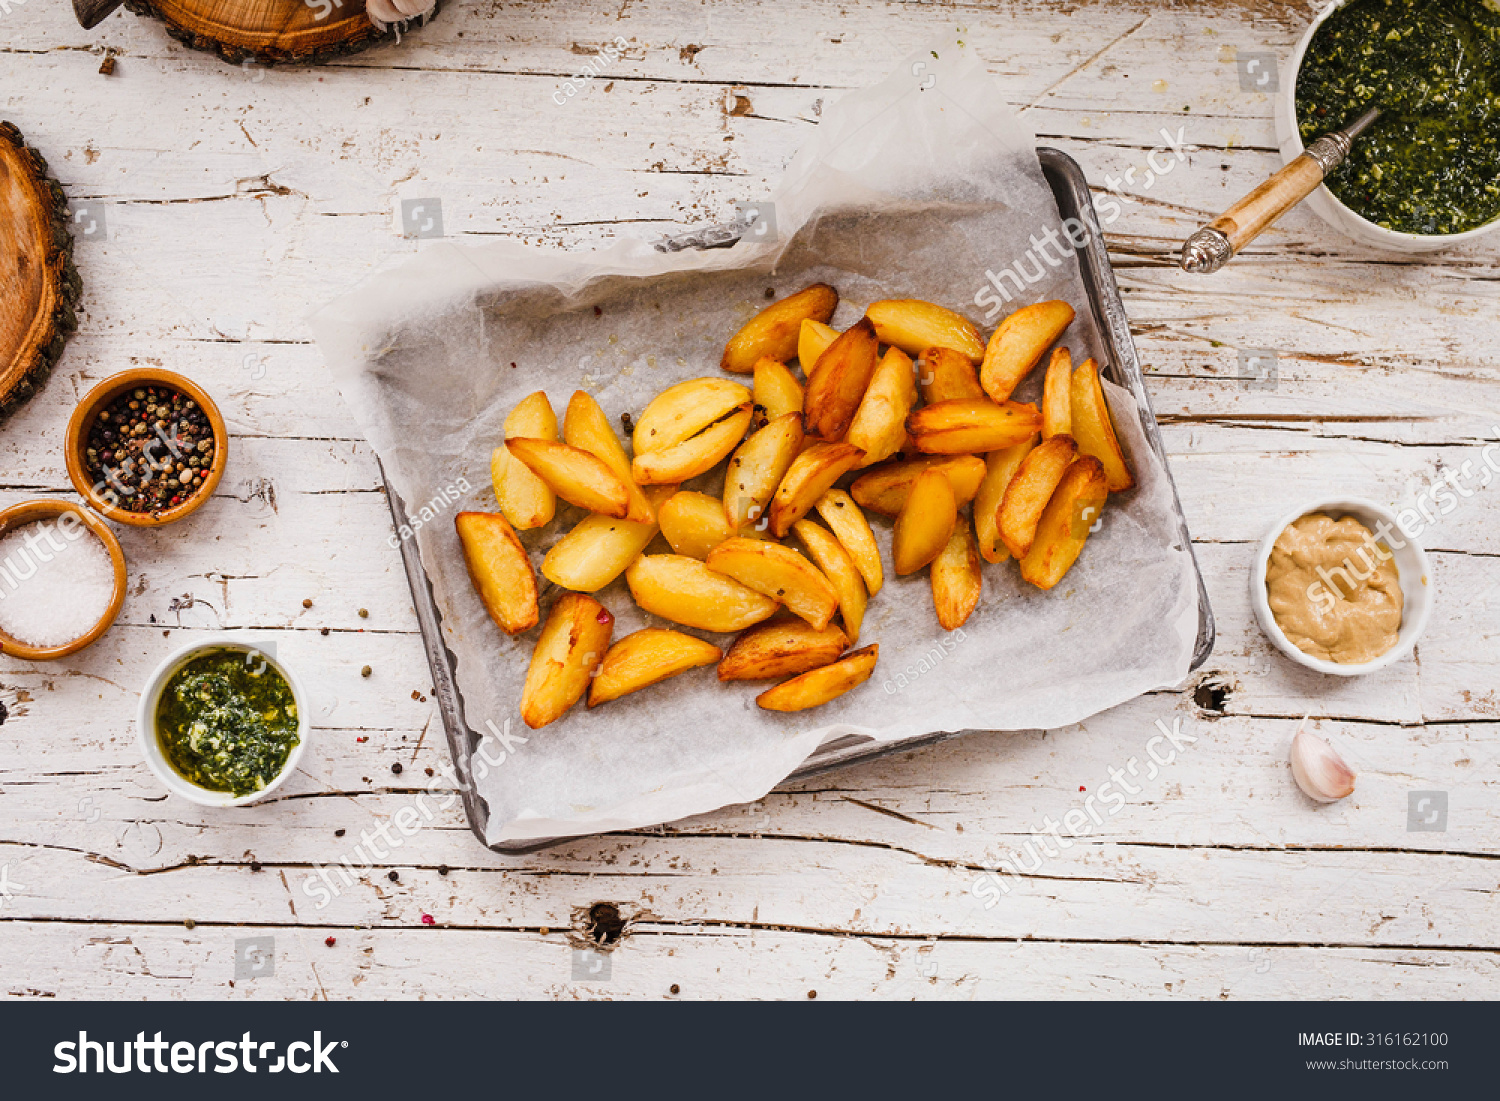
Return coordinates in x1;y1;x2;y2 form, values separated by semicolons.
456;284;1133;729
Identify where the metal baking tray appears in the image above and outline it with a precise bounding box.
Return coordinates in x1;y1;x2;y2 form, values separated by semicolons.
384;146;1216;854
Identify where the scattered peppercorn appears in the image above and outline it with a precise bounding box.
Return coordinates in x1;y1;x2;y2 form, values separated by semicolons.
424;767;434;777
184;919;196;929
83;384;215;516
320;627;330;636
670;983;681;995
593;305;603;317
764;287;775;298
358;608;369;618
303;598;313;608
335;829;346;837
325;936;337;947
438;865;449;876
388;870;400;882
250;861;261;872
391;762;403;775
807;990;817;999
361;665;372;678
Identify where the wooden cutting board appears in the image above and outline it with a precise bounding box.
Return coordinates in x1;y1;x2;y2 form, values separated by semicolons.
124;0;435;65
0;123;80;424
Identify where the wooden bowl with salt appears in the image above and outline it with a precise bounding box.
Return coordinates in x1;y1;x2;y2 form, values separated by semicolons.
0;499;127;662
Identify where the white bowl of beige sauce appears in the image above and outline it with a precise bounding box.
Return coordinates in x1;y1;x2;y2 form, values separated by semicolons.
1251;497;1433;677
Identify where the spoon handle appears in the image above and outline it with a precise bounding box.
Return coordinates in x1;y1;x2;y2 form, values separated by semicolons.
1180;106;1381;274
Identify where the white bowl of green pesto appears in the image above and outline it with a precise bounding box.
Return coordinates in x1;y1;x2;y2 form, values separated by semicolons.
1276;0;1500;251
138;636;309;807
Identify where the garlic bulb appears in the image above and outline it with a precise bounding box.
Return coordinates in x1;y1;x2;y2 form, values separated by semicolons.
1290;719;1356;802
367;0;435;30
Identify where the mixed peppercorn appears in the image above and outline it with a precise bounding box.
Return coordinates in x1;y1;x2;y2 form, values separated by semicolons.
84;385;216;515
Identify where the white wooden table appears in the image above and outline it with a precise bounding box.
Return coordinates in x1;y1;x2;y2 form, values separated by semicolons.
2;0;1496;1000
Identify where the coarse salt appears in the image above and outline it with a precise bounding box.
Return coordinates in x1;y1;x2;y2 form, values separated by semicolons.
0;517;115;648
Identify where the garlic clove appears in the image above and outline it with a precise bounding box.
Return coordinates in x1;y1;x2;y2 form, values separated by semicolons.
367;0;434;28
1290;722;1356;803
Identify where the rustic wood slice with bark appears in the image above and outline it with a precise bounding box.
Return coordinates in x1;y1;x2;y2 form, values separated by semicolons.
123;0;438;66
0;122;80;424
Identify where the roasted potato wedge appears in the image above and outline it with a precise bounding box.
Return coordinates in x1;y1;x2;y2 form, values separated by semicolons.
845;346;917;468
505;438;631;518
722;283;838;374
849;454;987;517
907;398;1043;455
753;356;805;420
798;318;839;374
631;403;753;485
793;520;867;641
768;440;865;537
917;345;986;405
456;511;540;636
931;520;982;630
490;391;558;530
1041;347;1072;440
658;490;737;559
980;300;1076;403
804;317;880;441
718;618;850;681
866;299;985;361
724;411;803;531
632;377;752;453
520;593;613;729
893;467;957;575
813;489;883;595
999;435;1077;559
1070;358;1135;492
542;484;675;591
564;390;655;523
626;554;779;633
756;643;879;712
972;435;1037;564
587;628;722;707
705;538;839;630
1020;456;1109;590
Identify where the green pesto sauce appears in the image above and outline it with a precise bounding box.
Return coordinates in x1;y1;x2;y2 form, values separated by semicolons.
1296;0;1500;235
156;649;299;797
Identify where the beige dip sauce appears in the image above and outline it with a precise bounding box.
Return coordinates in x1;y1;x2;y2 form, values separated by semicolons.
1265;513;1403;665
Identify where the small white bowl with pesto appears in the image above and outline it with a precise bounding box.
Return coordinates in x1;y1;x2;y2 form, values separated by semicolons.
138;636;309;806
1251;497;1433;677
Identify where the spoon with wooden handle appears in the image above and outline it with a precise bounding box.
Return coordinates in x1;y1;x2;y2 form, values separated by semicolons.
1179;106;1382;274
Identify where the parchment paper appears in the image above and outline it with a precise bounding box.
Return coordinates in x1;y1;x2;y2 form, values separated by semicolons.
310;40;1200;845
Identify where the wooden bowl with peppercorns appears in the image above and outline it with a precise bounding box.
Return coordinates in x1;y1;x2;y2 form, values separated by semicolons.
65;369;228;527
